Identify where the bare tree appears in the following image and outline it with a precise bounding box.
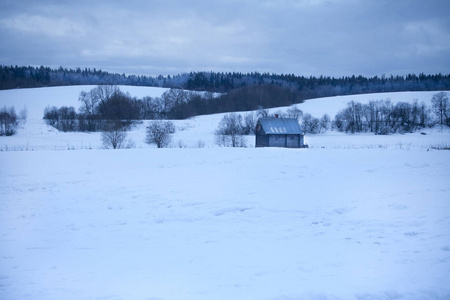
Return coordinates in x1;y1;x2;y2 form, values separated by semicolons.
257;107;269;118
43;106;77;132
0;106;18;136
215;113;246;147
242;112;257;135
18;106;27;126
78;90;99;115
431;92;449;125
93;85;119;106
101;91;139;122
139;96;162;119
319;114;331;133
101;123;127;149
160;88;190;119
88;85;120;118
286;106;303;120
302;113;321;134
78;85;121;131
145;120;174;148
58;106;77;132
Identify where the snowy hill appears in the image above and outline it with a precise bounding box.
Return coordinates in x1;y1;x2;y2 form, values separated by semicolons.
1;87;450;300
0;86;449;150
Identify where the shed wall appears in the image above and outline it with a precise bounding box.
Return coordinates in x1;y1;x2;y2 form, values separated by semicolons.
269;135;286;147
255;134;269;147
255;129;305;148
286;135;299;148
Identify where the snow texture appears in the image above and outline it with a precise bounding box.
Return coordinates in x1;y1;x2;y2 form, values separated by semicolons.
1;87;450;300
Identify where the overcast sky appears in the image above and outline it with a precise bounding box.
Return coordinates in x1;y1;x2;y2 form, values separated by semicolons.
1;0;449;77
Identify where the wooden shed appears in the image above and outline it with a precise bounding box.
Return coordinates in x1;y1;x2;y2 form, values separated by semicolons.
255;118;305;148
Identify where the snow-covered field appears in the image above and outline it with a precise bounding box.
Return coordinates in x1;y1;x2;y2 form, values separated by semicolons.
1;87;450;300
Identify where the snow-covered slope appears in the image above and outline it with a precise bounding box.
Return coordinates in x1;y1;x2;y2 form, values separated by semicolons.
0;86;449;150
1;87;450;300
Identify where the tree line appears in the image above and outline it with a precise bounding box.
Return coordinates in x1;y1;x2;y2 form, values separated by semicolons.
333;92;449;134
43;84;448;136
172;84;306;118
213;92;449;148
41;85;180;149
2;65;449;98
42;84;311;132
42;85;216;132
0;65;159;90
43;85;139;132
4;65;449;119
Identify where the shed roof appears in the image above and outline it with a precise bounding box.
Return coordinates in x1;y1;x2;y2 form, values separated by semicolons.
258;118;303;135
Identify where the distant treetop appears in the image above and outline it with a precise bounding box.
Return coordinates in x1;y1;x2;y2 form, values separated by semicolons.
1;65;449;98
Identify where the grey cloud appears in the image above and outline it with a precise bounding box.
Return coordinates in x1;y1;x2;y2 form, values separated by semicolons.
0;0;449;77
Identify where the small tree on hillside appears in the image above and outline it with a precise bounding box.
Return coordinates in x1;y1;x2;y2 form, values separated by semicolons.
18;106;27;126
145;120;175;148
286;106;303;120
319;114;331;133
0;106;18;136
215;113;246;147
242;112;257;135
431;92;449;125
101;122;127;149
302;113;321;134
257;107;269;118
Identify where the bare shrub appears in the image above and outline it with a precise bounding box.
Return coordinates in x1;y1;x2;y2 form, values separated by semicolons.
215;113;247;147
18;106;27;126
0;106;19;136
302;113;321;134
287;106;303;120
177;140;187;148
101;123;127;149
197;140;205;148
319;114;331;133
145;120;175;148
